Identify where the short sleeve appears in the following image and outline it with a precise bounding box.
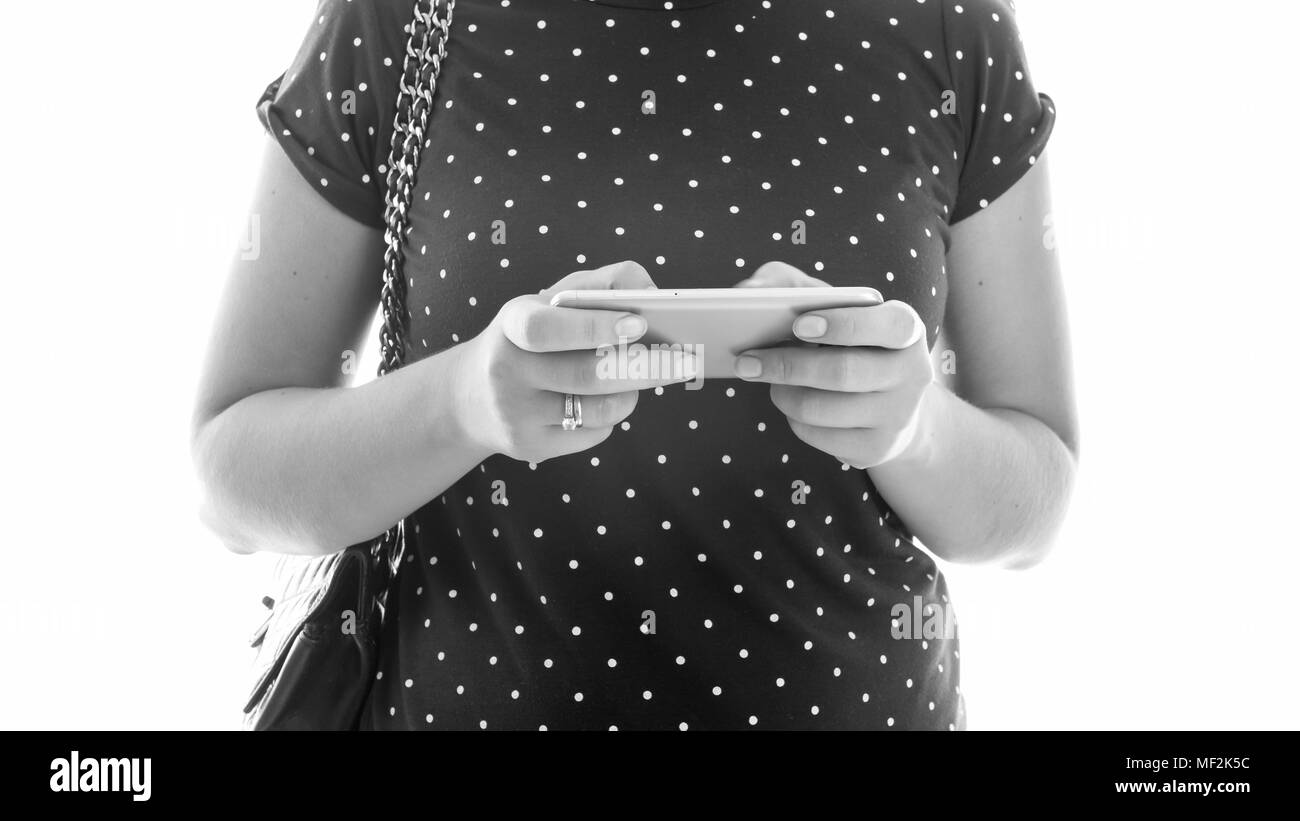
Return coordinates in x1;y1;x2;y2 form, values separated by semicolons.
943;0;1056;223
256;0;409;228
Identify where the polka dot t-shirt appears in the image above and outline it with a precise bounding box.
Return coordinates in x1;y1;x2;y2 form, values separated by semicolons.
257;0;1055;730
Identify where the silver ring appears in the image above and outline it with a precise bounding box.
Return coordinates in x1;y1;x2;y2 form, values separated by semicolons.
562;393;583;431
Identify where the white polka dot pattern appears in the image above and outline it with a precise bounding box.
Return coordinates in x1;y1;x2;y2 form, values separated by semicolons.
256;0;1052;730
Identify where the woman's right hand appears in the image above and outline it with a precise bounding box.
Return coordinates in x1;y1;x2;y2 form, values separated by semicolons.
452;260;697;464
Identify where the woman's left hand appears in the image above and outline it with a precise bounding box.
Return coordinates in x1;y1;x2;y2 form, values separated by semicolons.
734;262;935;469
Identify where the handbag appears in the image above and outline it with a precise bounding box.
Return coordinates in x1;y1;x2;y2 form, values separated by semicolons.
241;0;456;731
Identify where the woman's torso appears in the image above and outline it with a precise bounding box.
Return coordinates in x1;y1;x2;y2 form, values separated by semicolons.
366;0;965;730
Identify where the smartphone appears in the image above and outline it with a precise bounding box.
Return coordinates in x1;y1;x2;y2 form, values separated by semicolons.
549;286;883;379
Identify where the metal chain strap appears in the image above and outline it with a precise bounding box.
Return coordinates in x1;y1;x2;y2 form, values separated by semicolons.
372;0;455;601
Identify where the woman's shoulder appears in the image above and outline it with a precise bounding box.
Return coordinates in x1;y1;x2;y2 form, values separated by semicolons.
257;0;425;228
835;0;1020;35
319;0;413;24
936;0;1027;44
311;0;414;51
831;0;1019;45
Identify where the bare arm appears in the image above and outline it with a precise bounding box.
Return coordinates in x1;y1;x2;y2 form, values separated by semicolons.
192;141;689;557
869;156;1079;568
190;141;489;556
740;156;1077;569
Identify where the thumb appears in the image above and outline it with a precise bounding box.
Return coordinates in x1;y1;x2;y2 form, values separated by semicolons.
543;260;656;297
735;260;830;288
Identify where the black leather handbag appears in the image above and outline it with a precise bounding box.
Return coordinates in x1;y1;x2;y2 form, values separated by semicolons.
242;0;456;731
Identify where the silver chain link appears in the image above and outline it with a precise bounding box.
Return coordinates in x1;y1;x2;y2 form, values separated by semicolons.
373;0;455;600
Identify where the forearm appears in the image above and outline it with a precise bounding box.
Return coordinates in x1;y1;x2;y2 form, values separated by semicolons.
869;382;1077;568
192;345;489;556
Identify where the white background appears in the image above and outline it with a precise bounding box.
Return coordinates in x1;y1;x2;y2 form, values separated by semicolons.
1;1;1296;729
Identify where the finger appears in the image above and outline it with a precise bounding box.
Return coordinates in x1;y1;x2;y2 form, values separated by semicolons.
500;298;649;353
524;347;700;394
792;300;926;349
734;260;831;288
541;260;656;298
735;346;904;391
533;390;639;429
769;385;905;429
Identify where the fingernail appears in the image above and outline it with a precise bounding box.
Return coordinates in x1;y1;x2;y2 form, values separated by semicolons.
681;353;699;380
910;317;926;347
793;315;828;339
615;315;647;338
735;355;762;378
